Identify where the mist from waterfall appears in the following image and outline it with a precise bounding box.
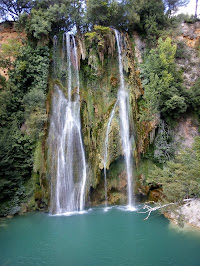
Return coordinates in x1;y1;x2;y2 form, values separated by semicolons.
48;33;87;215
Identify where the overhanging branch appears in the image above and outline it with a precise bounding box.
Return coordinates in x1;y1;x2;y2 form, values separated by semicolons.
138;199;195;220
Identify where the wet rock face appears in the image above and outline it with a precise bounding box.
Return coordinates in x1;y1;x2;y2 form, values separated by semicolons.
174;116;199;150
176;44;200;88
77;30;142;204
148;189;163;202
132;32;145;65
176;22;200;88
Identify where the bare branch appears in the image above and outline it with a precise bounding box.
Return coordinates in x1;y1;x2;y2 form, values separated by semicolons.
138;199;195;220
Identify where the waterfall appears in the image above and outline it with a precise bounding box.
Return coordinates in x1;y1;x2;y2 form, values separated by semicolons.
103;101;118;209
48;32;87;214
114;29;135;208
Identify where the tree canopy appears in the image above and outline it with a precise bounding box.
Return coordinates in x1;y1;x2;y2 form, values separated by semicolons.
0;0;34;20
163;0;190;15
0;0;168;39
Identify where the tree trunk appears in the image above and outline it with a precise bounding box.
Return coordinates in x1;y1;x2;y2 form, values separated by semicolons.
195;0;198;18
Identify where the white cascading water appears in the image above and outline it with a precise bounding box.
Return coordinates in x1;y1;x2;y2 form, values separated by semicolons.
48;32;87;215
114;29;134;209
103;101;118;209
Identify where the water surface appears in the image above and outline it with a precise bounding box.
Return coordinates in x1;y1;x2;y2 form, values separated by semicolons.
0;207;200;265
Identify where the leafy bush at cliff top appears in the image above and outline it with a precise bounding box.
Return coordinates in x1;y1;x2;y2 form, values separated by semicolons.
140;37;187;123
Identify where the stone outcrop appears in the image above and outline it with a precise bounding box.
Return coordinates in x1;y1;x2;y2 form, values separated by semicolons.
165;199;200;229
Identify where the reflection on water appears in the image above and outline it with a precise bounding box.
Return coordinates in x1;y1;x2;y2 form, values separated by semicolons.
168;220;200;238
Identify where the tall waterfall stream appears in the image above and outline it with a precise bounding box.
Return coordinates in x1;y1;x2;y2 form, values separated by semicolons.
103;30;134;209
114;30;134;208
48;33;87;215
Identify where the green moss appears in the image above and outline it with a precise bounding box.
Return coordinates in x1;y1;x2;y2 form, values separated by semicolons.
33;141;43;173
136;159;157;183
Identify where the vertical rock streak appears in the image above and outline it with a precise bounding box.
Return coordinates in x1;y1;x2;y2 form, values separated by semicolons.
104;100;118;208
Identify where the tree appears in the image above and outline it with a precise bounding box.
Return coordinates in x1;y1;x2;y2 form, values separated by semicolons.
139;37;187;122
190;78;200;117
86;0;109;26
154;120;174;163
107;0;125;29
0;41;49;215
147;138;200;203
119;0;166;44
163;0;190;16
18;3;71;43
195;0;198;18
68;0;86;33
0;0;34;20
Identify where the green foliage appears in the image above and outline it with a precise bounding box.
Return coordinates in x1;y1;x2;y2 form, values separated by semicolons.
0;0;33;21
69;0;87;32
148;137;200;203
1;0;167;45
158;37;176;66
0;123;34;202
137;0;166;45
0;74;6;89
0;89;12;126
85;25;110;47
163;0;190;16
10;45;49;93
33;140;43;173
190;78;200;117
25;109;47;139
153;121;175;163
0;55;12;70
17;0;87;43
0;43;49;215
1;39;21;59
0;45;49;127
25;8;52;39
140;37;187;122
18;2;71;43
86;0;110;26
0;39;21;71
23;88;46;114
175;40;189;59
120;0;166;45
85;0;166;42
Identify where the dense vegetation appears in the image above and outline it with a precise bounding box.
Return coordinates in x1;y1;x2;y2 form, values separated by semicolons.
148;137;200;203
0;41;49;215
0;0;199;216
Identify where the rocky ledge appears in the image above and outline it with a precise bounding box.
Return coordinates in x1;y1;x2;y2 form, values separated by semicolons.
165;199;200;229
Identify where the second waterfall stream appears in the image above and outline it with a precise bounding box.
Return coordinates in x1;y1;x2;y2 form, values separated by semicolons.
48;32;87;215
104;30;135;209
